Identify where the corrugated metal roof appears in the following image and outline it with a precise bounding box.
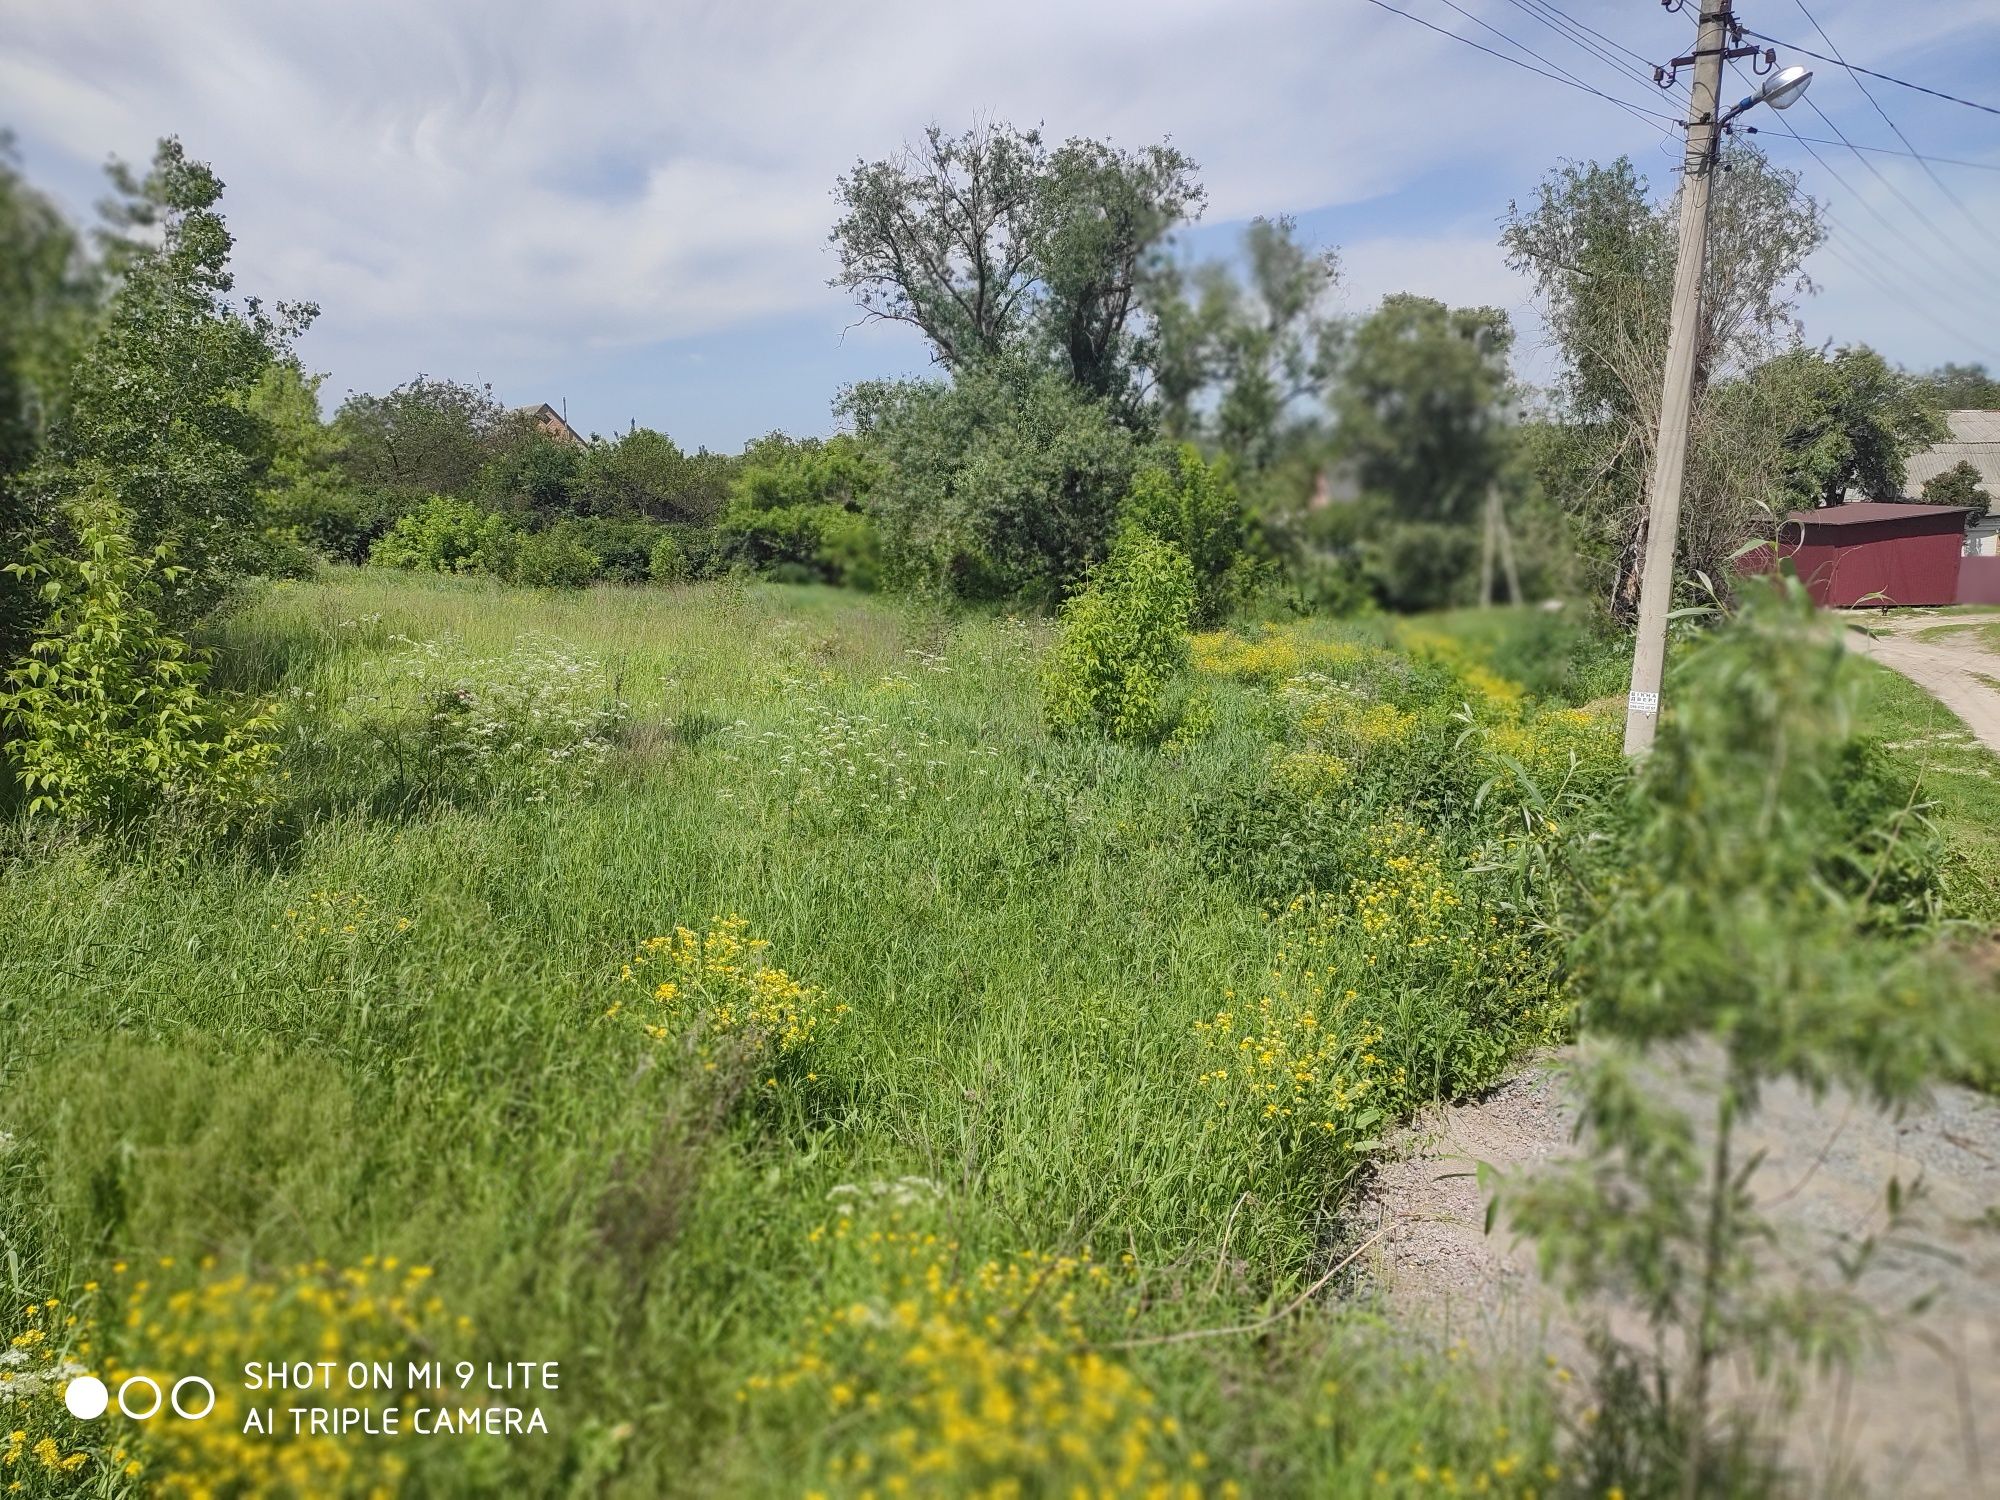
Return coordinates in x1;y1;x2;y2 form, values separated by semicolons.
1788;501;1968;526
1903;409;2000;495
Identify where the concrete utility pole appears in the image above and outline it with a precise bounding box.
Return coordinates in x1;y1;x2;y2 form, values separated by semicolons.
1622;0;1732;757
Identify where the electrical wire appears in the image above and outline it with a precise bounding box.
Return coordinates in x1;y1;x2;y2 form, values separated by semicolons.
1741;28;2000;118
1783;0;2000;247
1355;0;1684;127
1727;58;2000;357
1788;89;2000;295
1501;0;1684;102
1352;0;2000;360
1750;133;2000;173
1501;0;1691;160
1514;0;1663;73
1419;0;1684;153
1769;172;2000;364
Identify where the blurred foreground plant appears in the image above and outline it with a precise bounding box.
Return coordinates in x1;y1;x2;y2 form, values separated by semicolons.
1502;577;1990;1497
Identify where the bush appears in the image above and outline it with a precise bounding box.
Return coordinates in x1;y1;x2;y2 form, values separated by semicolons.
369;495;521;576
1358;511;1481;612
0;509;280;831
553;516;667;583
850;365;1137;604
648;531;687;583
274;477;410;565
1040;530;1195;741
1123;443;1253;625
716;435;880;587
1919;458;1991;521
510;527;602;589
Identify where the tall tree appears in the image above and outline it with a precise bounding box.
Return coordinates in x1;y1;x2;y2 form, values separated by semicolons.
571;427;729;523
1331;294;1514;526
332;377;508;499
1748;345;1945;509
1502;149;1825;614
38;138;313;622
0;135;97;657
829;122;1201;416
1146;216;1340;472
1920;362;2000;410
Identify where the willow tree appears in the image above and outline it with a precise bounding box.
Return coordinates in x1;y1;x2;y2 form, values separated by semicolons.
1501;148;1824;616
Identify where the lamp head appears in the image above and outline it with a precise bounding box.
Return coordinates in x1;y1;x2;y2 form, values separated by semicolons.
1759;65;1813;110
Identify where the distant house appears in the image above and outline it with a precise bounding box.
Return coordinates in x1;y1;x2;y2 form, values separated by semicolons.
1903;409;2000;556
516;402;587;449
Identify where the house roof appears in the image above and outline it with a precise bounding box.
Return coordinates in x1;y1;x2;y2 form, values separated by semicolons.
514;402;586;448
1904;409;2000;496
1787;501;1968;527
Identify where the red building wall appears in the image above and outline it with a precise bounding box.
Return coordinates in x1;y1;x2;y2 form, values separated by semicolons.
1776;505;1968;607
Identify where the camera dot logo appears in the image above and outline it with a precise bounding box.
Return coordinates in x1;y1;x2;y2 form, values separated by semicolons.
62;1375;109;1420
62;1373;215;1422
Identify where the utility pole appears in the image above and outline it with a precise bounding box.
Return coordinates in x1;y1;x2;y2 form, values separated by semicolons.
1480;402;1523;608
1622;0;1732;756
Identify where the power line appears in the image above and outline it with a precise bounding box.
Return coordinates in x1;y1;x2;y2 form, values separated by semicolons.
1501;0;1683;101
1420;0;1683;152
1355;0;1683;127
1511;0;1661;73
1353;0;2000;359
1783;0;2000;253
1741;28;2000;117
1498;0;1691;159
1727;60;2000;358
1787;88;2000;297
1750;133;2000;174
1770;171;2000;364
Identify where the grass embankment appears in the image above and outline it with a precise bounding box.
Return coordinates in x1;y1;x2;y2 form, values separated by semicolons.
1850;657;2000;915
1;572;1626;1496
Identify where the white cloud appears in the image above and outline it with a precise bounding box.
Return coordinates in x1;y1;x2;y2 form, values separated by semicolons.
2;0;1994;428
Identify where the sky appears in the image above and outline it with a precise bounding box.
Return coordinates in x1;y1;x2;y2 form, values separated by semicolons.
3;0;1997;452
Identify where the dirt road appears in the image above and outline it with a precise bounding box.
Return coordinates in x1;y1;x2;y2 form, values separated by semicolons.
1356;1051;2000;1498
1847;614;2000;756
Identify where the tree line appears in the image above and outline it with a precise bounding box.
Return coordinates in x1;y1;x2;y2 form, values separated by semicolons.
1;122;1994;825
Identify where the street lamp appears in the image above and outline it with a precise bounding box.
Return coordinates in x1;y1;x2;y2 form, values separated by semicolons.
1721;64;1813;125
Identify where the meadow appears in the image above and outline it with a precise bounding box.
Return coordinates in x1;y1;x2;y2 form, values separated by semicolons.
6;569;1995;1498
0;569;1650;1497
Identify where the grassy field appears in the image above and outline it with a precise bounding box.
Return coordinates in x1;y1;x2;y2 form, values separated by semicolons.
4;571;1603;1497
3;572;1991;1497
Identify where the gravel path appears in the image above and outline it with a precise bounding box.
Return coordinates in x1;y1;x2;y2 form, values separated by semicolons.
1354;1049;2000;1497
1847;615;2000;756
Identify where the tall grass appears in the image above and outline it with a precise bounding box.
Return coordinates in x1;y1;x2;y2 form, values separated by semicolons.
2;571;1610;1496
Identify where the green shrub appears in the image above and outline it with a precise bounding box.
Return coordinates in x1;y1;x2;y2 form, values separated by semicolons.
850;365;1137;604
814;509;881;591
715;434;880;586
648;531;687;583
1124;443;1253;625
0;509;280;830
1040;530;1195;742
369;495;521;576
509;528;602;589
275;479;409;565
1919;458;1991;521
551;516;665;583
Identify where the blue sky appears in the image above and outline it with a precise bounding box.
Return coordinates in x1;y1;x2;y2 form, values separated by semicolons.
3;0;1997;452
